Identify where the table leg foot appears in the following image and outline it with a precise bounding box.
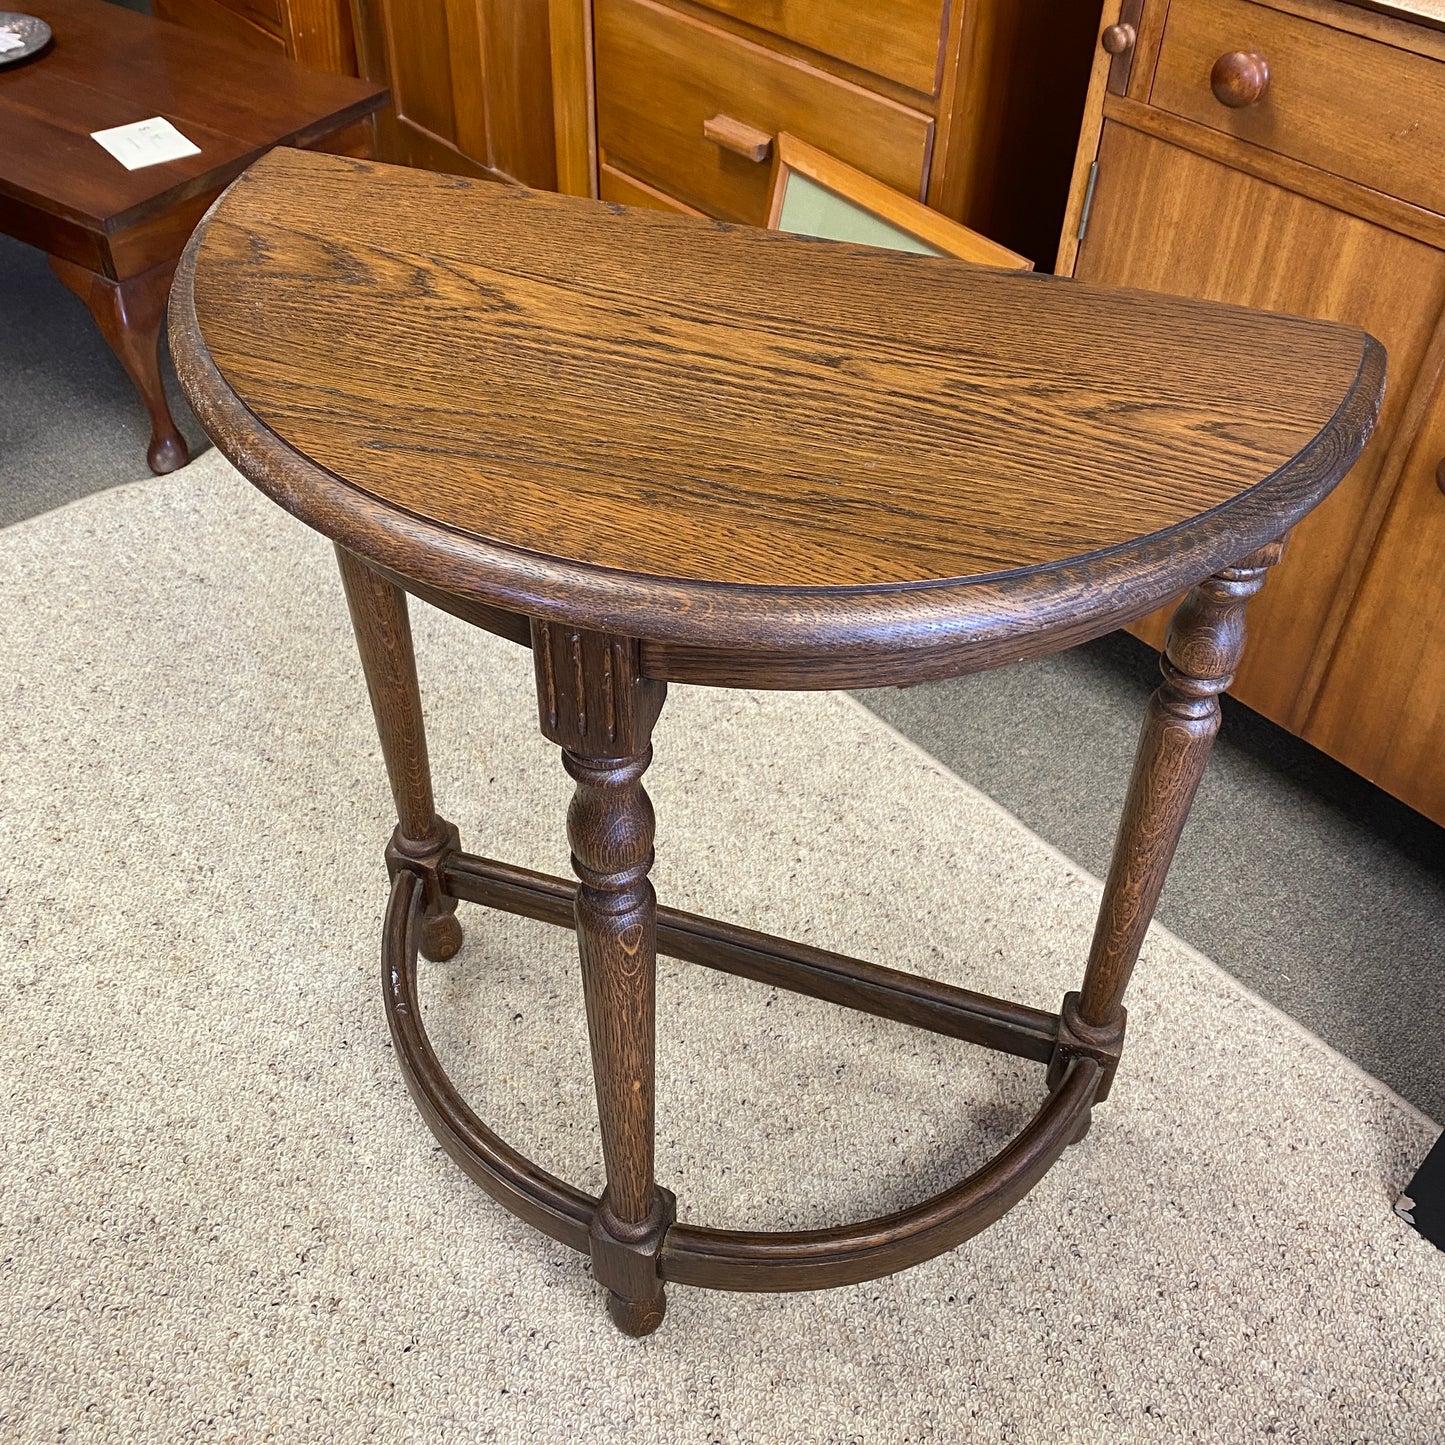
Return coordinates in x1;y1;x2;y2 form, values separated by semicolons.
592;1190;675;1336
337;545;465;958
50;255;190;477
146;431;190;475
420;910;464;962
608;1289;667;1337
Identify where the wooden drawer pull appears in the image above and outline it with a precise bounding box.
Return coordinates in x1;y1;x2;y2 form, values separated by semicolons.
1210;51;1270;108
703;113;774;163
1101;23;1136;55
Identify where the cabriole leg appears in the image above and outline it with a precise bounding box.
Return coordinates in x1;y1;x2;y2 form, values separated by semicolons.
1051;539;1287;1106
533;620;673;1335
50;255;191;476
336;545;463;961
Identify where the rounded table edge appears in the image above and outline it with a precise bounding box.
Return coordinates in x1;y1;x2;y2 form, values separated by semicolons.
168;206;1386;686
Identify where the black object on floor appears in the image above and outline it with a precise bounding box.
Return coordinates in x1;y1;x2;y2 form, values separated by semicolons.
1397;1132;1445;1251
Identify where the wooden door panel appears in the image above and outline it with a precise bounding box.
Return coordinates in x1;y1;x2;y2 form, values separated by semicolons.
477;0;556;187
1305;383;1445;823
354;0;555;185
1075;120;1445;729
377;0;461;145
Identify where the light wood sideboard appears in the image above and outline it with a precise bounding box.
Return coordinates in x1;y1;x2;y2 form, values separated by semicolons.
1060;0;1445;825
549;0;1104;265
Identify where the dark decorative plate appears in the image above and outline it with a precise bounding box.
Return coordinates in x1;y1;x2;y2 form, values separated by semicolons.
0;12;52;67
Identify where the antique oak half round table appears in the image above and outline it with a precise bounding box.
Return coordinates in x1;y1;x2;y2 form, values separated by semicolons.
171;149;1384;1337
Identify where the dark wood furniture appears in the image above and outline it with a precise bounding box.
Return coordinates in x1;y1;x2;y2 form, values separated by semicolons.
548;0;1108;266
1059;0;1445;824
170;148;1382;1334
0;0;384;474
153;0;358;74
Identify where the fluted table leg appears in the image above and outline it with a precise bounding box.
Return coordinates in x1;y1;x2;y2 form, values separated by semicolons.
336;546;463;961
532;621;673;1335
1051;539;1287;1104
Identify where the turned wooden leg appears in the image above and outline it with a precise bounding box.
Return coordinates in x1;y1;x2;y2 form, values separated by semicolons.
336;546;463;962
1051;539;1286;1106
533;620;674;1335
50;255;190;476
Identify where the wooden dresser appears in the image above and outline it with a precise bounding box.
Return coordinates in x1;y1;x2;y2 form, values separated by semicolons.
1059;0;1445;825
549;0;1103;264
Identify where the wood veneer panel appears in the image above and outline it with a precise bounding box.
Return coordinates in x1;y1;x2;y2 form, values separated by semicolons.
285;0;357;72
598;163;706;213
378;0;458;146
477;0;557;187
1075;121;1445;725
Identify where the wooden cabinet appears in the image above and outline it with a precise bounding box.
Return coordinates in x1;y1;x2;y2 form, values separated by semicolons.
154;0;357;73
550;0;1107;266
1060;0;1445;824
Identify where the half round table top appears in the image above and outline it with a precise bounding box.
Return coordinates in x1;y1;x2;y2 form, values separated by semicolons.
170;149;1383;683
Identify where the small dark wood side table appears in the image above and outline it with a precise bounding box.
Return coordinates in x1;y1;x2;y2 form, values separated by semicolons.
0;0;384;475
171;149;1383;1336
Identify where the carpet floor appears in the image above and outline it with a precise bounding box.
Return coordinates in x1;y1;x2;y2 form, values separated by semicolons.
2;453;1441;1442
0;232;208;527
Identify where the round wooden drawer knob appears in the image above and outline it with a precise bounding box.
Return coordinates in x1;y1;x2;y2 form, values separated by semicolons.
1102;23;1136;55
1211;51;1270;107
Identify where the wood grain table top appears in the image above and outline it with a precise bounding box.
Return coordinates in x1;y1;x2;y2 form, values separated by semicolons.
172;149;1384;674
0;0;384;238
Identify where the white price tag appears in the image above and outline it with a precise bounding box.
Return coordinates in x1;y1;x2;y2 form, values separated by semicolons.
91;117;201;171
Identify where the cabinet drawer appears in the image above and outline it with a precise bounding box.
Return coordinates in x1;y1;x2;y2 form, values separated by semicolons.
690;0;948;94
595;0;933;226
1151;0;1445;214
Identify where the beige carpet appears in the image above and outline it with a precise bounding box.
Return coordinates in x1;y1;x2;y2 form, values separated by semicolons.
1;452;1441;1443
